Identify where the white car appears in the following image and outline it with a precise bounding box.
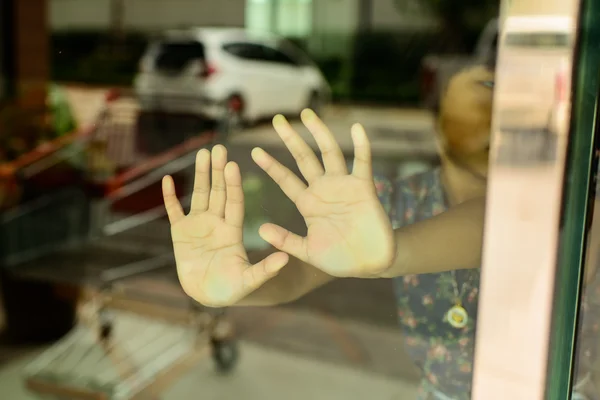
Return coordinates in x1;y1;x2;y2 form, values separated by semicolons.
134;27;331;128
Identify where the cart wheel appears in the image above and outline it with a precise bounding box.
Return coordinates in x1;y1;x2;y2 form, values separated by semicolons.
211;339;239;373
99;321;113;342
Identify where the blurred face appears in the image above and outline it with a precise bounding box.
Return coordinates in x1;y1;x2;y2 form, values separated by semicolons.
438;65;495;178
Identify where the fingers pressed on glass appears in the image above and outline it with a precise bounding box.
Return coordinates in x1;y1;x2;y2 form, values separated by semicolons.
243;252;289;290
272;114;324;183
300;108;347;175
208;145;227;217
251;147;306;203
190;149;211;212
258;223;308;262
224;161;244;228
350;123;373;180
162;175;184;224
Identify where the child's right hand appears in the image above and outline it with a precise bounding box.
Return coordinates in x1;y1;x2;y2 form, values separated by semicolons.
162;145;289;307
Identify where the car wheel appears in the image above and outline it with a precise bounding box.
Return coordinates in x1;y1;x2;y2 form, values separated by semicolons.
307;90;326;117
220;94;245;137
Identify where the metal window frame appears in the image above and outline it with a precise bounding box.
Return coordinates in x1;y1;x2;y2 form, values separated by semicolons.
471;0;595;398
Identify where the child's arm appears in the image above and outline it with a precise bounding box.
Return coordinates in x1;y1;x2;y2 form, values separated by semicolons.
236;194;486;307
236;251;334;306
381;196;486;277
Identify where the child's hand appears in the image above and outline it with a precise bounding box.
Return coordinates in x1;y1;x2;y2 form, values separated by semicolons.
163;145;288;307
251;110;396;278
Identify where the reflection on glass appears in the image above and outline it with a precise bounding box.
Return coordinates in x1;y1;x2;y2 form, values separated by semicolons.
7;0;584;398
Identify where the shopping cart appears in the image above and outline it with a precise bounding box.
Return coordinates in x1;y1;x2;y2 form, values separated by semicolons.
0;90;238;399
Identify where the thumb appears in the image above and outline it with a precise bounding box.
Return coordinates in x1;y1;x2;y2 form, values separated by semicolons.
259;223;308;262
242;251;289;291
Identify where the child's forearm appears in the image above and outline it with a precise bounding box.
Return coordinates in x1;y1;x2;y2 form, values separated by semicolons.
236;251;334;306
379;196;487;278
236;196;487;301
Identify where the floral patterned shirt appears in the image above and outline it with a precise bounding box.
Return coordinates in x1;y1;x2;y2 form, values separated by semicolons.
375;168;479;399
375;167;600;400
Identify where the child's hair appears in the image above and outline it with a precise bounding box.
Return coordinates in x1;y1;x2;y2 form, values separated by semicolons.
437;65;494;159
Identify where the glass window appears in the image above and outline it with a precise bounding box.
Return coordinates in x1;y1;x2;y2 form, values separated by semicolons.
223;42;269;62
245;0;274;34
223;42;298;66
153;40;205;71
275;0;312;38
261;45;298;66
12;0;600;399
278;39;314;66
245;0;312;38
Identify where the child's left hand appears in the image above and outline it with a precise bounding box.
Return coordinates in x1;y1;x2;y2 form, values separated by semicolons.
251;109;396;278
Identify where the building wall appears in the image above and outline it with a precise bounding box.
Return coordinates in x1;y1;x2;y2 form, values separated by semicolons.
309;0;361;58
368;0;436;31
49;0;111;30
49;0;245;31
49;0;435;33
307;0;436;58
48;0;436;60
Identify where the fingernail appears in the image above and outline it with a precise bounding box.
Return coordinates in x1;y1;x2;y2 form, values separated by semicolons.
301;108;315;121
162;176;173;190
273;114;285;125
251;147;265;158
212;144;224;156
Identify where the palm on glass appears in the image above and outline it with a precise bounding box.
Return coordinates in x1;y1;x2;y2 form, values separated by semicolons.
252;109;396;278
162;145;288;307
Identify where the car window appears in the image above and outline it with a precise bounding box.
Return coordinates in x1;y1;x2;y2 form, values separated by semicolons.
223;42;298;66
277;40;313;66
154;40;205;71
223;42;269;62
261;45;298;66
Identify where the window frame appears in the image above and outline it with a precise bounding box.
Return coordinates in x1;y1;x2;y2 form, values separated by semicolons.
472;1;587;399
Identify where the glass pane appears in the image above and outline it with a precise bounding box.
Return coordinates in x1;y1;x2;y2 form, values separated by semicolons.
10;0;598;399
154;41;205;71
245;0;274;34
275;0;312;38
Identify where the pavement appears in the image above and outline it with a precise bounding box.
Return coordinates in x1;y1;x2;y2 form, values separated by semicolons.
232;107;436;160
63;85;438;161
0;338;418;400
0;271;420;400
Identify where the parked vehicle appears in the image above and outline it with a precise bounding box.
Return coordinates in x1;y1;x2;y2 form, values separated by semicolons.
134;27;331;130
420;19;498;114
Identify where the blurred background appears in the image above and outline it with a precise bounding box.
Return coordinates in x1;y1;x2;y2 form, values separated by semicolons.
0;0;498;398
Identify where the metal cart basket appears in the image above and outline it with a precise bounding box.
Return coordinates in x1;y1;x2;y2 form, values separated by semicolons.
0;91;238;399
